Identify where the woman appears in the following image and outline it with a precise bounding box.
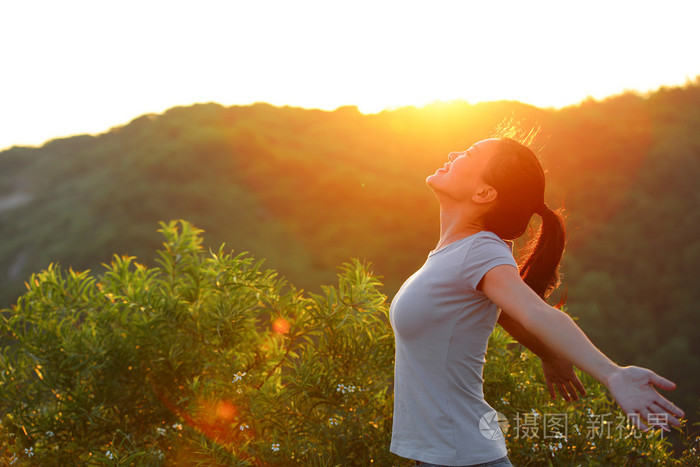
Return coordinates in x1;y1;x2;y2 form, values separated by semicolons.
389;137;685;467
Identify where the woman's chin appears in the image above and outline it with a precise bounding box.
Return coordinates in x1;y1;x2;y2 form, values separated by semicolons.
426;171;442;187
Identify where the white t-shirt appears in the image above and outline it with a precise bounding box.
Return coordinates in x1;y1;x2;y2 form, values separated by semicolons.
389;231;517;466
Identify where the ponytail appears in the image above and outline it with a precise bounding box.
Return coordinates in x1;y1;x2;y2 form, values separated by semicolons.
481;137;566;301
519;204;566;299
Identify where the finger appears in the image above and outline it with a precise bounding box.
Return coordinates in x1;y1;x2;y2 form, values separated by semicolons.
572;375;587;397
654;414;681;430
561;381;577;401
652;401;683;427
653;396;685;419
632;407;657;433
643;406;664;431
649;371;677;391
641;410;671;432
628;412;650;432
559;382;572;402
547;382;556;400
644;407;677;432
556;383;571;401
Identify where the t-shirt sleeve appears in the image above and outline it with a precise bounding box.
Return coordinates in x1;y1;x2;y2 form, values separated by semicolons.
460;233;518;291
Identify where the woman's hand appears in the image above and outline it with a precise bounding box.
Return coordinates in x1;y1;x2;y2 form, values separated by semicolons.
605;365;685;431
541;355;587;402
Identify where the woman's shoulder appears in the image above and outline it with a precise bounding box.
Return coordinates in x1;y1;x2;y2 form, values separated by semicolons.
458;231;517;290
473;230;513;251
464;231;516;265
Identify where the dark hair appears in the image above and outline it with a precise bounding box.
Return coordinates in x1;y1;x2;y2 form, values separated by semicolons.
481;138;566;299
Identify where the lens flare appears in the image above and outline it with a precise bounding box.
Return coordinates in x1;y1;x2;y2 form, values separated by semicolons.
272;317;290;335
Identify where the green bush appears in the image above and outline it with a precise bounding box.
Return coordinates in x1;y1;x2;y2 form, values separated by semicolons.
1;221;698;466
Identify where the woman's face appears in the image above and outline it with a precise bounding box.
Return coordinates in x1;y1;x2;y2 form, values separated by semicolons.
426;138;498;202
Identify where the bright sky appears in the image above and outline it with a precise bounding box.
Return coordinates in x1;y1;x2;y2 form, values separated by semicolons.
1;0;699;150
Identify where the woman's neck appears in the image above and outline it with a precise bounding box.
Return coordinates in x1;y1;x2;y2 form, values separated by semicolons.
435;206;485;251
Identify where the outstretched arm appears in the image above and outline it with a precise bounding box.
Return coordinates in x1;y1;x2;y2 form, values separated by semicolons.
498;311;586;401
497;311;555;360
483;264;685;432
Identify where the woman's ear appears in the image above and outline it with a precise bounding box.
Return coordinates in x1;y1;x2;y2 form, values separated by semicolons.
472;185;498;205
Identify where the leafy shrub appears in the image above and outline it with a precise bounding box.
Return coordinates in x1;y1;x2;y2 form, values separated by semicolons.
1;221;697;465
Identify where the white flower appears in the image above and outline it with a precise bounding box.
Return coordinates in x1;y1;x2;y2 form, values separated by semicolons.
329;418;339;426
106;450;114;460
336;383;359;394
547;441;564;452
232;371;247;383
46;431;54;437
156;427;167;436
172;423;183;430
271;443;280;452
239;424;250;431
24;447;34;457
9;454;17;465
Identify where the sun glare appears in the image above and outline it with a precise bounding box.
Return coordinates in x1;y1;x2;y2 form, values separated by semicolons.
1;1;699;149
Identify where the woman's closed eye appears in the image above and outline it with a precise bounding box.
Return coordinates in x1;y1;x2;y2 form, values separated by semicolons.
448;150;467;162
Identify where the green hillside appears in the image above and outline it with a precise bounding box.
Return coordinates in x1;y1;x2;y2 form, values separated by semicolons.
1;81;699;424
